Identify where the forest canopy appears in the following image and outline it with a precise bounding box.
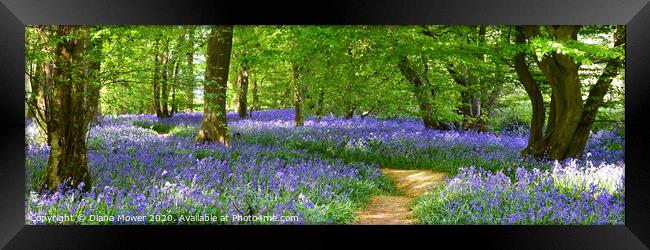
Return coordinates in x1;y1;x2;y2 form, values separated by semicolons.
26;25;624;125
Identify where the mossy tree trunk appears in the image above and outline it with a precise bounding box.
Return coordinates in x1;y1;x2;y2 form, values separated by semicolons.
39;25;99;192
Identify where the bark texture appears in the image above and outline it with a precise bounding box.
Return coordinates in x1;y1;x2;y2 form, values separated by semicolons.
565;26;625;158
39;25;99;191
196;25;233;145
514;26;546;156
517;25;625;160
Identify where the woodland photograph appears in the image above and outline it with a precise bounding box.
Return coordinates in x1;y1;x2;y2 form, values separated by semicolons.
24;25;625;225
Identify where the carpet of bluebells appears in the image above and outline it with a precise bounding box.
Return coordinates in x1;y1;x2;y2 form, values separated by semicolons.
25;109;625;224
412;161;624;224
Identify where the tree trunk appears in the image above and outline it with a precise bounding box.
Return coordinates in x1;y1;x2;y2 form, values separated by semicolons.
26;62;49;140
520;25;585;160
293;63;304;127
168;29;185;116
250;77;260;117
87;78;101;123
40;25;95;192
446;64;483;130
398;56;446;130
26;63;42;122
233;71;240;110
25;72;33;119
186;26;196;113
95;100;102;118
171;57;180;115
161;39;170;117
514;26;546;156
566;26;625;158
532;25;583;160
483;73;503;119
152;38;163;117
196;25;233;145
236;65;249;118
171;83;177;115
26;28;50;128
86;32;102;123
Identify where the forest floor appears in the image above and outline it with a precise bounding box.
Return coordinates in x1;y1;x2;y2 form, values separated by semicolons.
355;168;446;225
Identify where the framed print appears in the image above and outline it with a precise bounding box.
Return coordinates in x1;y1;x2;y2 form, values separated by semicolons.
1;0;649;248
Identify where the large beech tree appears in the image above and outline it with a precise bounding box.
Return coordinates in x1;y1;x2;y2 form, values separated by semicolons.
196;25;234;145
515;25;625;160
34;25;101;191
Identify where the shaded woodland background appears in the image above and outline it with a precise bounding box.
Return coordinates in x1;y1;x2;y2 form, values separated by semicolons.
25;25;624;191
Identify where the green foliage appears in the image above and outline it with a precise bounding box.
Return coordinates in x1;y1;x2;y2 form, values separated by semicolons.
236;130;549;177
169;126;198;137
131;121;174;134
87;137;105;151
592;105;624;135
26;25;624;132
488;95;532;133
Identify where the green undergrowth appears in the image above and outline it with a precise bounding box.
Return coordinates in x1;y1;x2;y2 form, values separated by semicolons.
235;132;549;178
131;121;175;134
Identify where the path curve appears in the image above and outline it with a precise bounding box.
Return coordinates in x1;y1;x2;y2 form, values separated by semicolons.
355;168;446;225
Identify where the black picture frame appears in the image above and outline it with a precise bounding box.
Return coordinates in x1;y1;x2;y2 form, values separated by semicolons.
1;0;649;248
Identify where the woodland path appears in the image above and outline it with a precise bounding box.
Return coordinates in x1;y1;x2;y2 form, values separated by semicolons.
355;168;446;225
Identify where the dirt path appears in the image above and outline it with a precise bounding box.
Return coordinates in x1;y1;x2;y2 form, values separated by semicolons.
355;168;446;225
